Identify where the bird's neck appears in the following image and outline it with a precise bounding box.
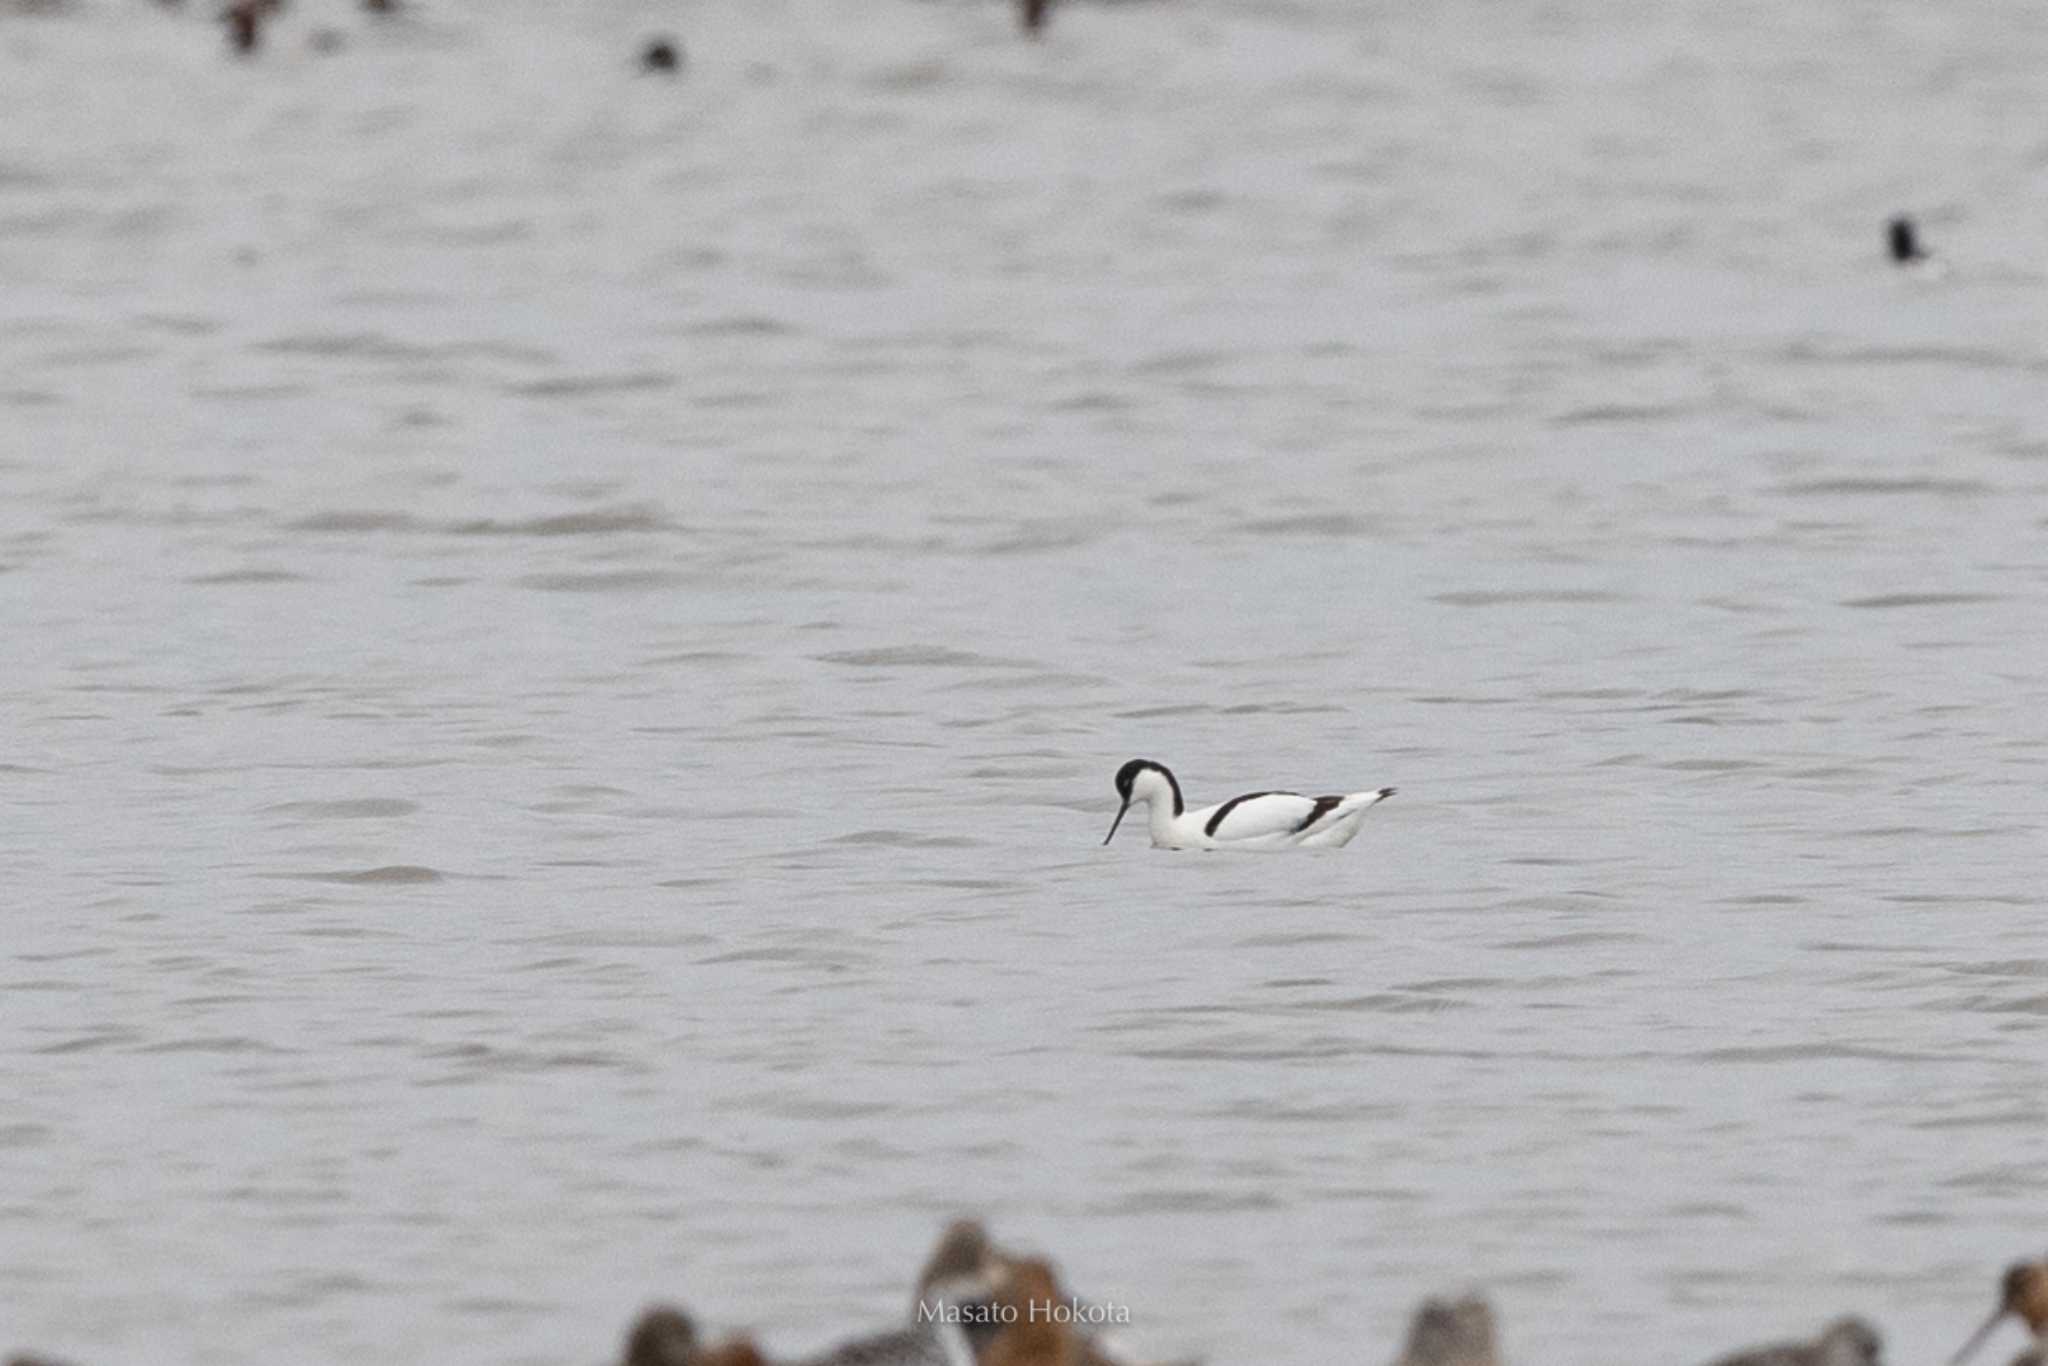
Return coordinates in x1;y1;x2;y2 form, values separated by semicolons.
1145;795;1182;846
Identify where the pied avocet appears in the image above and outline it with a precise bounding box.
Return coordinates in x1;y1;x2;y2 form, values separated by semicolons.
1101;758;1394;851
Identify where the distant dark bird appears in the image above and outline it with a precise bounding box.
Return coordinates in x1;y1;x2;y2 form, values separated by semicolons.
1700;1316;1883;1366
1888;215;1928;265
223;0;263;53
363;0;396;11
1951;1261;2048;1366
641;37;682;74
1020;0;1051;35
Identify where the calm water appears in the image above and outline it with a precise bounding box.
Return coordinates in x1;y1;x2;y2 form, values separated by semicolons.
4;1;2046;1363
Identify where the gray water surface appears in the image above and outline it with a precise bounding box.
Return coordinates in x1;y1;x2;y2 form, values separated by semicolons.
4;1;2046;1363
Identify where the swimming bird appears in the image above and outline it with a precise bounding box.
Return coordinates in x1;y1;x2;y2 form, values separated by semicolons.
913;1219;1004;1315
1102;758;1393;851
1392;1293;1499;1366
628;1297;980;1366
1885;214;1954;279
1951;1261;2048;1366
983;1259;1082;1366
641;37;683;73
788;1324;976;1366
223;0;265;53
1700;1316;1882;1366
909;1222;1189;1366
775;1224;992;1366
1887;216;1927;265
623;1306;770;1366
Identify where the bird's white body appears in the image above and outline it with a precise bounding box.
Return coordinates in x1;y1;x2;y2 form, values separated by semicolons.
1103;759;1393;852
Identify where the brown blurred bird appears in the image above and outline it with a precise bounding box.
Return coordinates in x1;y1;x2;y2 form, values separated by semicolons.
623;1305;770;1366
984;1259;1083;1366
910;1222;1188;1366
1019;0;1051;35
913;1218;1002;1310
223;0;263;52
1393;1294;1500;1366
1700;1316;1882;1366
1952;1262;2048;1366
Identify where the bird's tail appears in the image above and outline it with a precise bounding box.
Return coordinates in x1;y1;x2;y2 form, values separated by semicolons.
1309;787;1394;847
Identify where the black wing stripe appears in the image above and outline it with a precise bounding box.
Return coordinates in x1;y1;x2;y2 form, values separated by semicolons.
1204;791;1283;837
1295;795;1344;833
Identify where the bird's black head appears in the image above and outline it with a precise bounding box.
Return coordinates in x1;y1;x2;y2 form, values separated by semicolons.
1104;759;1186;844
1110;759;1182;817
1114;758;1160;799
